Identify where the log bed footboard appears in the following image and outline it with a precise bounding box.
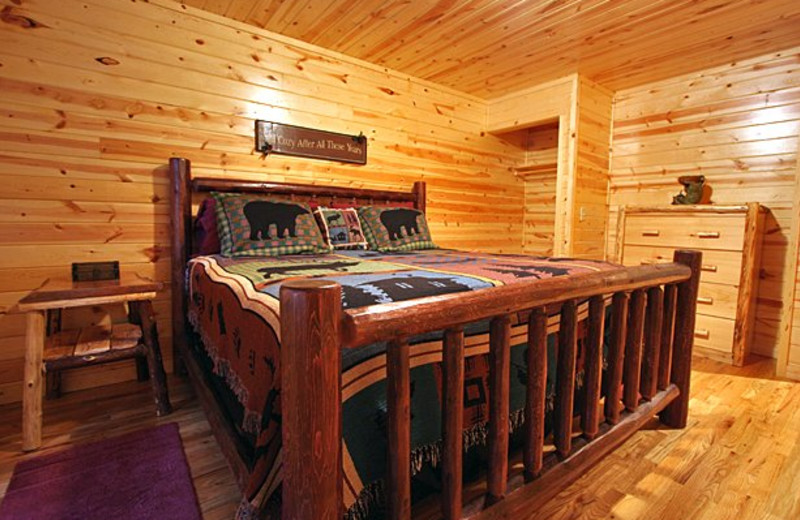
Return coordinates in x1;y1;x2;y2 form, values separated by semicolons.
280;251;701;520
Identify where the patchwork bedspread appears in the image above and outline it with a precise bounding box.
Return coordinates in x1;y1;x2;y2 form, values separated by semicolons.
186;249;620;518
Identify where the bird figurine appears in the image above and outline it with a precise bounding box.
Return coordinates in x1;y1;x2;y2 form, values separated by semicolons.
672;175;707;205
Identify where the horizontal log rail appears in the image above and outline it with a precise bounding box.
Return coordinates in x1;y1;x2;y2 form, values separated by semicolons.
279;251;702;520
341;262;691;348
192;176;422;205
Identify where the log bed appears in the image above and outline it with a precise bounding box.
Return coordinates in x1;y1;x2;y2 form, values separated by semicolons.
169;156;701;519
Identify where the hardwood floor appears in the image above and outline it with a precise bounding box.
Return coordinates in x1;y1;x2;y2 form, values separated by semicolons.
0;355;797;519
523;355;800;520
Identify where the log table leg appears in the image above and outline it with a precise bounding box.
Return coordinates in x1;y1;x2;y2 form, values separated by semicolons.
128;303;151;382
130;300;172;417
23;310;45;451
45;309;62;400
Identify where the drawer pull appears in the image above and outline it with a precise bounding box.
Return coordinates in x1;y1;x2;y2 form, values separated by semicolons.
697;297;714;305
641;230;660;237
694;329;710;339
701;264;718;272
697;231;721;239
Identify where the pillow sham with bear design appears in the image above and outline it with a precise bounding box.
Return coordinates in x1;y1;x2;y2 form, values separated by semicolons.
313;207;369;250
212;192;330;257
357;206;437;252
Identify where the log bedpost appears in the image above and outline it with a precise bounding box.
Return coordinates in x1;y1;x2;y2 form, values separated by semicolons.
660;250;702;428
413;181;427;214
280;280;343;520
170;157;192;376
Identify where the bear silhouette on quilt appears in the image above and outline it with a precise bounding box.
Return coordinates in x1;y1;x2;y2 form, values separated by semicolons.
341;275;471;308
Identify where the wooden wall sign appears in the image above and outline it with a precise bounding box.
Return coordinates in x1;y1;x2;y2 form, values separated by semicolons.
255;120;367;164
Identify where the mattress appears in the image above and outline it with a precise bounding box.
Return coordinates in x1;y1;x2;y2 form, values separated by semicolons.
186;248;619;518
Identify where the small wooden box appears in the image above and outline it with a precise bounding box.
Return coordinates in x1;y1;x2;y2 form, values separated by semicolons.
71;261;120;282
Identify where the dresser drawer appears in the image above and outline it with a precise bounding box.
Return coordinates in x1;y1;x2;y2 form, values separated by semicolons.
624;214;746;251
696;282;739;320
622;245;742;286
693;314;735;354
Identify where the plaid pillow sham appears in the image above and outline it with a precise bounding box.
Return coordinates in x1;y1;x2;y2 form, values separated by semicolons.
212;192;330;257
357;206;437;252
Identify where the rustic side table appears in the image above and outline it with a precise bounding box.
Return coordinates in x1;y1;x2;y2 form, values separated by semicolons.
15;275;172;451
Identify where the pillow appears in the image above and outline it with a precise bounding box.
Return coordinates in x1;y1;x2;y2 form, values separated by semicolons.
212;192;330;257
357;206;437;252
314;208;368;250
193;197;221;256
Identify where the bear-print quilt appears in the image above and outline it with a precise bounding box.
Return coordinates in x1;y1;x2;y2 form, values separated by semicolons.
186;249;620;519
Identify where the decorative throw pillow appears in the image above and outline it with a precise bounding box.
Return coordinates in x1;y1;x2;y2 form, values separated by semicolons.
314;208;369;250
357;206;437;252
212;192;330;257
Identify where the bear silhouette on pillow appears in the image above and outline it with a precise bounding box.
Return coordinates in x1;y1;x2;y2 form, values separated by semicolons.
380;208;422;241
243;201;309;240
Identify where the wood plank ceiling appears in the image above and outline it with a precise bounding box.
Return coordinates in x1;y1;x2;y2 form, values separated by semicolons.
178;0;800;97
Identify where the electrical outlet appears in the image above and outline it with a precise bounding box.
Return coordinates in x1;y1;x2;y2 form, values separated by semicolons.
579;206;586;222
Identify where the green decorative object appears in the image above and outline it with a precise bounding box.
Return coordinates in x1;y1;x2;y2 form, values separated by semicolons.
672;175;706;205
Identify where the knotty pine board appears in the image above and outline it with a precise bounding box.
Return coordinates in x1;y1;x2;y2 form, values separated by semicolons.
777;134;800;379
571;76;613;260
519;124;558;255
180;0;800;99
522;175;556;256
607;46;800;360
0;0;524;403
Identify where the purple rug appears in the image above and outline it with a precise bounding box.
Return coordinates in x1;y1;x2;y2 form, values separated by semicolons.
0;423;202;520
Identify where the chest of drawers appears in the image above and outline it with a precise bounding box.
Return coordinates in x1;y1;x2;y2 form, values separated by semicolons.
616;204;765;366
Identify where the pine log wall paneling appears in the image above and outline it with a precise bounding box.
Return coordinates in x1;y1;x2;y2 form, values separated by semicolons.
522;174;557;256
572;77;613;260
608;46;800;360
519;124;558;255
779;134;800;379
0;0;524;403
